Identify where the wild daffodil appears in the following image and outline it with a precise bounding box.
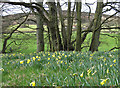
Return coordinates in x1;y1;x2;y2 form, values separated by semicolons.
52;54;55;57
65;55;67;58
27;59;31;64
100;78;109;85
32;57;36;61
38;59;40;61
20;61;24;64
36;56;38;58
48;62;50;64
80;72;83;77
113;59;116;63
107;69;109;73
110;64;113;67
61;60;63;63
92;70;97;76
56;58;58;60
73;73;77;76
48;58;50;60
0;68;4;71
30;81;35;86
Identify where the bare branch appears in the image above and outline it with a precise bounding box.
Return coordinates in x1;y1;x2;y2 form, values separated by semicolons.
101;27;120;29
109;47;120;51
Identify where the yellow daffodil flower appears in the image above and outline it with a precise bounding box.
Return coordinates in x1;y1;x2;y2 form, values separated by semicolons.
59;52;61;55
80;72;83;77
92;70;97;76
103;58;106;62
89;57;92;60
30;81;35;86
87;69;92;76
20;61;24;64
52;54;55;57
113;59;116;63
73;73;77;76
110;64;113;67
61;60;63;63
107;69;109;73
32;57;36;61
65;55;67;58
48;58;50;60
90;54;93;56
73;51;75;53
100;81;104;85
7;62;9;64
38;59;40;61
27;59;31;64
36;56;38;58
0;68;4;71
100;78;109;85
48;62;50;64
13;54;15;56
56;58;58;60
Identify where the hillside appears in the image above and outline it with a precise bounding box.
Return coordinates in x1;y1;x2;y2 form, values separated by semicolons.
2;11;119;33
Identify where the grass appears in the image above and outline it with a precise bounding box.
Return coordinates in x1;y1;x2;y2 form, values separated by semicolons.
1;50;118;86
1;25;119;86
2;24;119;54
3;31;118;54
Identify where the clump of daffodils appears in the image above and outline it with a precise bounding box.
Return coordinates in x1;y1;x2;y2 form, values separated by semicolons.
100;78;109;85
30;81;35;86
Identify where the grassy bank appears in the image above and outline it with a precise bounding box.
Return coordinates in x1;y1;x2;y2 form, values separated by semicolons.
1;50;118;86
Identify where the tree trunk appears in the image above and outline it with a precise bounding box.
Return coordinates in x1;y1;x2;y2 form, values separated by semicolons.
54;3;63;51
47;26;52;52
48;2;58;51
57;2;67;50
75;2;82;51
89;1;103;52
67;2;72;51
36;2;44;52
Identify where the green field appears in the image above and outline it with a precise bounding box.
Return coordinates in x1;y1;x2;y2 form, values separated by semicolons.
4;31;119;54
1;50;118;86
2;24;119;54
1;25;119;86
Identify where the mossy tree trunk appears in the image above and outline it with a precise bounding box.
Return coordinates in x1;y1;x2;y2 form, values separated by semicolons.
75;2;82;51
57;2;67;50
48;2;63;51
36;2;44;52
89;1;103;52
67;1;72;51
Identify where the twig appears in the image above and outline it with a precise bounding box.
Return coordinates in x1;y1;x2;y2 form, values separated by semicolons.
109;47;120;51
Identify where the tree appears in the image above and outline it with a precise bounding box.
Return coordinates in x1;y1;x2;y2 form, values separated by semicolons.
1;0;120;53
75;1;82;51
89;0;103;52
57;2;67;50
36;2;44;52
1;14;29;53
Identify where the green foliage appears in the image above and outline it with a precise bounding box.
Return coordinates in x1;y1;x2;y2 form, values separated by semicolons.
1;51;118;86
